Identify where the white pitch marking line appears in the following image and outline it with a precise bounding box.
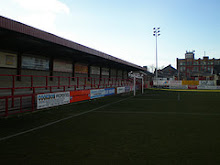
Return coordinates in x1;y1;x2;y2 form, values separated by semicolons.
129;98;179;101
0;96;133;142
94;111;220;116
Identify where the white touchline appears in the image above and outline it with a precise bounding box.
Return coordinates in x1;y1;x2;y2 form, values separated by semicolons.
94;111;220;116
0;96;133;142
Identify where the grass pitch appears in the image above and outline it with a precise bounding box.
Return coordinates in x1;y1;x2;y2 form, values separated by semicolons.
0;89;220;165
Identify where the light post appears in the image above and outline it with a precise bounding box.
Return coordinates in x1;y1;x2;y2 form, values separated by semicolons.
153;27;160;79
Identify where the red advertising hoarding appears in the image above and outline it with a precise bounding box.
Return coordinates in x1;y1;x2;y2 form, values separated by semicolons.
70;90;90;103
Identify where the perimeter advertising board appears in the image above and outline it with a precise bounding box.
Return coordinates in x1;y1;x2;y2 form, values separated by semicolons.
125;86;130;93
117;87;125;94
182;80;199;86
197;86;218;90
70;90;90;103
53;59;72;73
22;56;49;70
75;63;88;74
90;89;105;99
37;92;70;109
153;80;169;86
199;80;215;86
91;66;100;75
169;85;188;89
188;85;198;89
117;70;122;77
90;88;115;99
169;80;182;87
0;52;17;68
102;68;109;76
104;88;115;96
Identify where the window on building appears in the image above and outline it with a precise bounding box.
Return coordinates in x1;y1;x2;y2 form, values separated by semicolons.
180;62;185;65
193;67;198;71
193;61;198;65
187;62;191;65
180;67;186;72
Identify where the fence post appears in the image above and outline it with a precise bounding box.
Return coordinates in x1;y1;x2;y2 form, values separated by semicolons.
77;77;79;88
58;77;60;89
94;78;96;88
33;87;35;95
31;75;33;89
98;78;101;88
46;76;48;89
32;94;35;112
84;77;86;89
11;75;15;108
91;78;93;88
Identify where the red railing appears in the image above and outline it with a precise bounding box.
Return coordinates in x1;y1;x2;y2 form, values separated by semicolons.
0;94;35;117
0;74;133;117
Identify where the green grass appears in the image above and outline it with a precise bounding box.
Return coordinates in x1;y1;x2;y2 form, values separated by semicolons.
1;89;220;165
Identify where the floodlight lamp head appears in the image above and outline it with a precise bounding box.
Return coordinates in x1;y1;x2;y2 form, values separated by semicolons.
153;27;156;30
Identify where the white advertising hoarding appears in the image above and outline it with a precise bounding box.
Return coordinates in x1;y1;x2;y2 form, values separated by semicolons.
53;59;73;73
117;70;122;77
37;91;70;109
91;66;100;75
117;87;125;94
0;52;17;68
199;81;215;86
102;68;109;76
169;80;182;87
153;80;170;86
22;56;49;70
197;86;218;90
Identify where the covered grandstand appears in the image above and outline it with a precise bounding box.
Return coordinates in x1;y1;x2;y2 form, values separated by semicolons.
0;16;147;116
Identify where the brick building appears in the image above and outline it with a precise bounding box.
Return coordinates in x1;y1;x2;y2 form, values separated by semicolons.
157;65;177;79
177;51;220;80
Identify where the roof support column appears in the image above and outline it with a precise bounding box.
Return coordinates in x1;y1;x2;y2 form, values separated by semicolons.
100;67;102;80
16;52;22;81
72;62;75;81
88;65;91;81
49;57;53;81
109;68;111;79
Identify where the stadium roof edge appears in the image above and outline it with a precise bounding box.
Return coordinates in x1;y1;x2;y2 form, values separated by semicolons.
0;16;146;71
